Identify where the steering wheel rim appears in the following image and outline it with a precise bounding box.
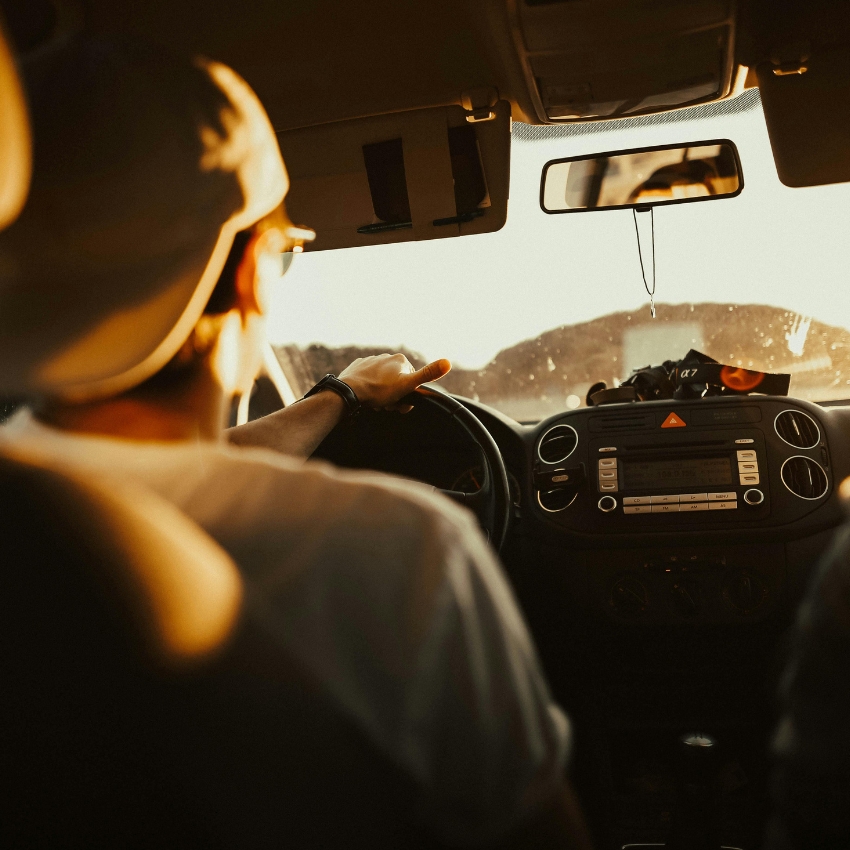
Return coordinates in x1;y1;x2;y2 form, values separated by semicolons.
408;386;511;552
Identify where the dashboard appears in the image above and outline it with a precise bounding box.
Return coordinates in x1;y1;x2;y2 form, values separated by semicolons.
313;392;850;844
315;394;849;625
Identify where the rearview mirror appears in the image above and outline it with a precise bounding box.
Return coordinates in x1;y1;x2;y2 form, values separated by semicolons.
540;140;743;213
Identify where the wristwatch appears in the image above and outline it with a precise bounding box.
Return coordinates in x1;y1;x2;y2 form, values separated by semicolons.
303;373;361;418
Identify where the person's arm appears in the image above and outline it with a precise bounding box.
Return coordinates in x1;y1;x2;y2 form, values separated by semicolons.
227;354;450;457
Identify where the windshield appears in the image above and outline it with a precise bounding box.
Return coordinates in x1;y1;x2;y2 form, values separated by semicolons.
268;91;850;422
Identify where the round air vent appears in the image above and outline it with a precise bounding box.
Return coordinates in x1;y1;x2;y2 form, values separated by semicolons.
537;424;578;464
775;410;820;449
537;488;577;513
781;456;828;500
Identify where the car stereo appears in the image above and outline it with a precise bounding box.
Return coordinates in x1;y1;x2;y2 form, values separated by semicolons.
592;428;768;520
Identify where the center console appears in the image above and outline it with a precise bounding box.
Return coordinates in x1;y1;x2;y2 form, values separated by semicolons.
532;397;833;535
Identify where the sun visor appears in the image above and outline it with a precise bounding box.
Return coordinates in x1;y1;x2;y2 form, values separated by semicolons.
757;44;850;188
277;101;510;250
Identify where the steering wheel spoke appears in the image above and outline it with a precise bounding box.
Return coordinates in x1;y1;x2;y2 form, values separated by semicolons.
438;484;489;509
408;386;510;551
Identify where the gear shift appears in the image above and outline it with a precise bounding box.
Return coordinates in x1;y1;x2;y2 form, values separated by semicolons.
666;732;721;850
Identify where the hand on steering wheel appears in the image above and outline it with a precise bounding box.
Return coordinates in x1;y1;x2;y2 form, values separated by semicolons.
339;354;451;413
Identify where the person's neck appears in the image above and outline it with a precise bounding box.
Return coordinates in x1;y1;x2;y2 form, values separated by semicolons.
36;367;229;443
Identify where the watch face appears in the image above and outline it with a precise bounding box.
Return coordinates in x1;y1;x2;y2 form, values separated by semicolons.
307;375;360;415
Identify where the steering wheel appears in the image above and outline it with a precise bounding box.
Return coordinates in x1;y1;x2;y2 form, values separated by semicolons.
408;386;511;552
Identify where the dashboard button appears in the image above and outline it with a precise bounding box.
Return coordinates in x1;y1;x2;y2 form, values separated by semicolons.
598;458;617;468
735;439;755;445
736;450;757;461
651;503;680;513
680;493;708;503
680;501;709;512
650;494;680;504
709;500;737;510
599;447;617;453
744;488;765;505
598;470;618;479
739;473;760;485
599;482;618;492
738;461;758;473
624;505;651;514
623;496;651;506
597;496;618;513
708;492;737;501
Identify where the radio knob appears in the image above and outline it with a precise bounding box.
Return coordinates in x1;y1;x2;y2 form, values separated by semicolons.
743;488;764;506
598;495;618;513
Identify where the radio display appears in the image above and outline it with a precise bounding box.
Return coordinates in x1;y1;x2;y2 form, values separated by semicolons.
623;456;733;490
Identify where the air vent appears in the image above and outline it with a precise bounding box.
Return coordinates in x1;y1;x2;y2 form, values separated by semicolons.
781;456;828;500
775;410;820;449
589;413;654;432
537;488;577;513
537;424;578;464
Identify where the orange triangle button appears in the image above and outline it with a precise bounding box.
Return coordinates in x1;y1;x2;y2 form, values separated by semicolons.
661;412;687;428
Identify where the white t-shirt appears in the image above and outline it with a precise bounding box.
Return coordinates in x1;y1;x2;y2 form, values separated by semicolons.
0;411;569;845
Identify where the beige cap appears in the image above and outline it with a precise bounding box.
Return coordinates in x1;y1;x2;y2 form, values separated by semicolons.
0;39;287;401
0;20;31;230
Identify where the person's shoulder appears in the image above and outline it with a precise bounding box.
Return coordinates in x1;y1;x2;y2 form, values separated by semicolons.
207;440;482;547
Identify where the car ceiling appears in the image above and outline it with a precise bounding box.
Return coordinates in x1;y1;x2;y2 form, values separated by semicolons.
6;0;850;185
15;0;750;131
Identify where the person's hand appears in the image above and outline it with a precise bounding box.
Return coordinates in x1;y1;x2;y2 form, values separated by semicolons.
339;353;451;413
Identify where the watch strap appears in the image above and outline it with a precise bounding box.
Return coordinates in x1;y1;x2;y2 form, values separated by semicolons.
303;374;361;417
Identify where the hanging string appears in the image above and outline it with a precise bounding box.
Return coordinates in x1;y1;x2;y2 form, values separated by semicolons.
633;206;656;318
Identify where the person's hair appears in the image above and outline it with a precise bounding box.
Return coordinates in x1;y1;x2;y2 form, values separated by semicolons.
126;204;288;398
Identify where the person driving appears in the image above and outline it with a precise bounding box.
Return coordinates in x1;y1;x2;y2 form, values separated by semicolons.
0;37;591;849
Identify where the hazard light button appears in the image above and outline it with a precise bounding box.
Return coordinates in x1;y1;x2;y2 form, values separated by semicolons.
661;412;686;429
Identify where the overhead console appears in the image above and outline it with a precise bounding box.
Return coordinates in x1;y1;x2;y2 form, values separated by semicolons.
531;397;840;537
506;0;738;123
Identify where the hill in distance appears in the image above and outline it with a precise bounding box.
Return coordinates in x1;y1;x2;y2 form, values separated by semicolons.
275;302;850;419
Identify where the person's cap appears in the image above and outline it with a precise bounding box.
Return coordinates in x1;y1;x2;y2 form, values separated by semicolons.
0;38;287;401
0;18;31;230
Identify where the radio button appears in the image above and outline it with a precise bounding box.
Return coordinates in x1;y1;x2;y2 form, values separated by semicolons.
651;503;680;513
680;493;708;503
598;470;618;480
709;500;737;511
650;494;680;504
599;482;618;492
708;492;737;501
736;450;757;461
623;496;651;506
598;458;618;469
599;447;617;453
738;461;758;473
735;439;755;445
624;504;651;514
680;501;709;512
740;473;760;485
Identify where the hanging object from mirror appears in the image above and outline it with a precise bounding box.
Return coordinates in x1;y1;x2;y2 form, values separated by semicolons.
633;206;656;318
539;139;743;213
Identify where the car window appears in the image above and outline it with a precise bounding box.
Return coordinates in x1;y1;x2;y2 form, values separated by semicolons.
269;91;850;422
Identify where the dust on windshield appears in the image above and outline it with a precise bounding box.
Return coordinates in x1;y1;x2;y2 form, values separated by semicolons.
274;302;849;422
269;91;850;422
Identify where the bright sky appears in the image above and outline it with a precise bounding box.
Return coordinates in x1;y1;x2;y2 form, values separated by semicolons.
267;99;850;371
